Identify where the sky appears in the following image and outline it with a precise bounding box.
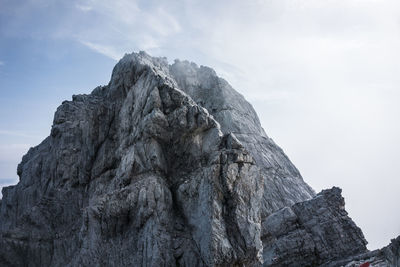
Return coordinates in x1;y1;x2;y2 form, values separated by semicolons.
0;0;399;250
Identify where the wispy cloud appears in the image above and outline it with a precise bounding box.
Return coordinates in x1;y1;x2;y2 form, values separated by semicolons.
75;4;92;12
0;130;41;139
60;0;182;60
79;41;121;60
0;61;4;66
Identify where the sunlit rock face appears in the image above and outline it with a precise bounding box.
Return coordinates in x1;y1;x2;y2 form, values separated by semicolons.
0;51;393;266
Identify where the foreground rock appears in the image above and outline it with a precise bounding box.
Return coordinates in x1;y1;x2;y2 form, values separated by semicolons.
321;236;400;267
0;52;397;266
262;187;367;266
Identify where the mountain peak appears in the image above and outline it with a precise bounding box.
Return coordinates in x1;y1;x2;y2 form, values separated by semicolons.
1;52;397;266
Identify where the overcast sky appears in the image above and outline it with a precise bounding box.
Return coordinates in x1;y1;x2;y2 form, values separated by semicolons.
0;0;399;250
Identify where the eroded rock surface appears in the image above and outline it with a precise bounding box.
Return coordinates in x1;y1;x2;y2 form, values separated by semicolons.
321;236;400;267
0;52;395;266
170;60;315;218
262;187;367;266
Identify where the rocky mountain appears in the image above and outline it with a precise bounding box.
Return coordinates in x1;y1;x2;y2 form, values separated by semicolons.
0;51;398;266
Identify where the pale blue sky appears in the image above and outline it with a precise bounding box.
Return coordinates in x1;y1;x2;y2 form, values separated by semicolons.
1;0;399;250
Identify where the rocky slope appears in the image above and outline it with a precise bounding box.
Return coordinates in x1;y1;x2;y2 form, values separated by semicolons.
0;51;397;266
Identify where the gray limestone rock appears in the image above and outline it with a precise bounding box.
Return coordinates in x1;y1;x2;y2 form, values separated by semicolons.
169;60;315;218
0;51;397;266
321;235;400;267
262;187;368;266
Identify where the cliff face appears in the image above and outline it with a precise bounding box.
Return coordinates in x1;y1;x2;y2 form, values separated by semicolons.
0;52;390;266
169;60;315;217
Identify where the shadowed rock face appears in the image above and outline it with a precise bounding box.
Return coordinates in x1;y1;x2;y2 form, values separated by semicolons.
0;51;390;266
262;187;367;266
320;235;400;267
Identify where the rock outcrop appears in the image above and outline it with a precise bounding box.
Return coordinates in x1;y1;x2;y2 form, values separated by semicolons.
262;187;367;266
321;236;400;267
0;51;396;266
